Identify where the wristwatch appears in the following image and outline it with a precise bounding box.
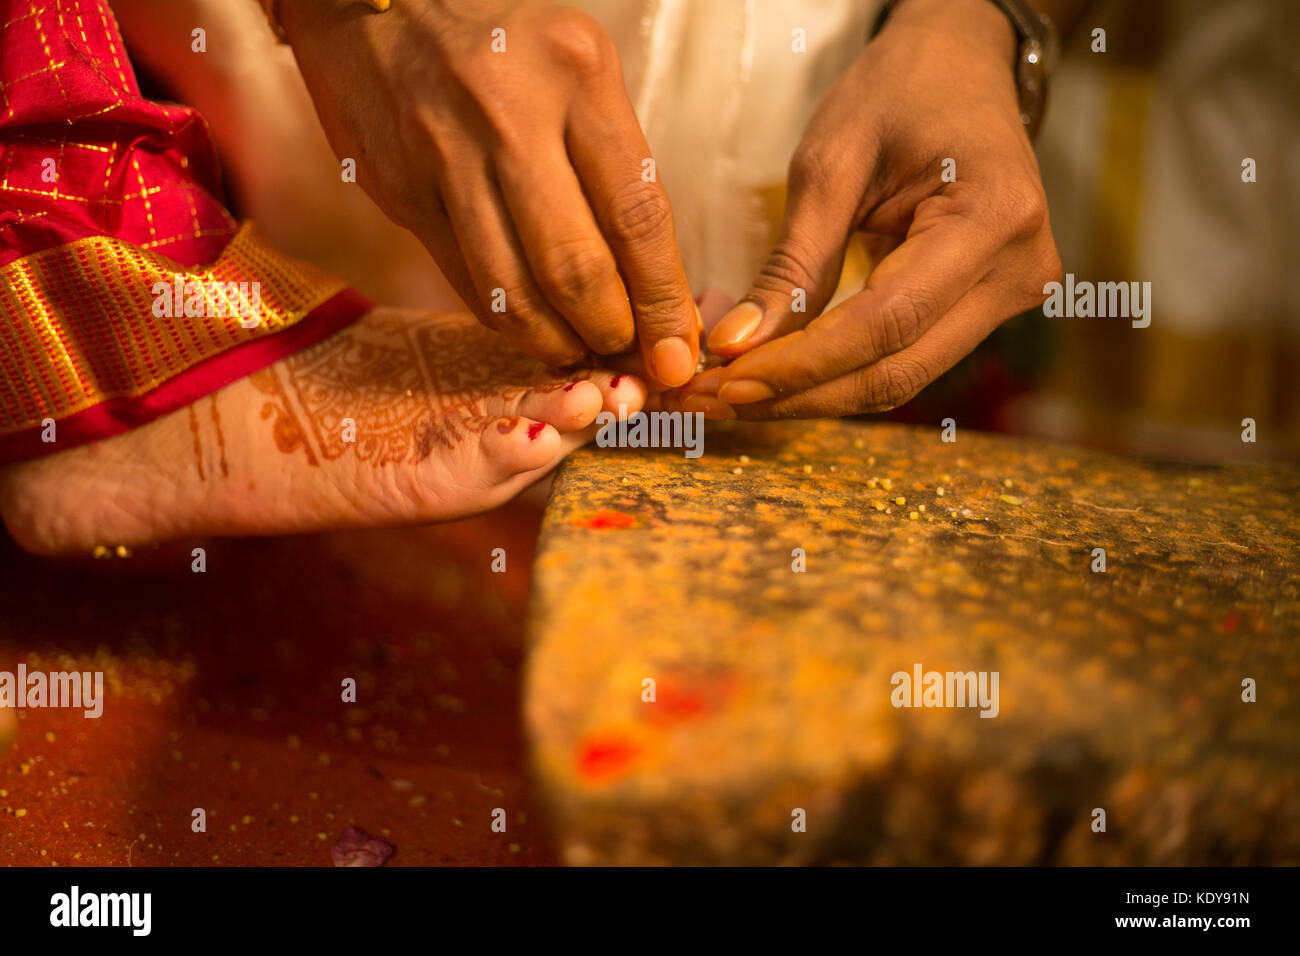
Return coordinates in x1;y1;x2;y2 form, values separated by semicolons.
870;0;1060;139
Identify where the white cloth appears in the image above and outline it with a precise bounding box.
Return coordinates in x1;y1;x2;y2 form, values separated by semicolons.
578;0;881;295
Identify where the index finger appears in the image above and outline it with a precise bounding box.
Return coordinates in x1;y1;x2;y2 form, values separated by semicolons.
567;86;699;387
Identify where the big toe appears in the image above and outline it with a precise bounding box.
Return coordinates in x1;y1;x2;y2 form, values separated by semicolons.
476;415;563;483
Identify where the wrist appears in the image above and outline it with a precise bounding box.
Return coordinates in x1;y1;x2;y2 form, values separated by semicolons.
879;0;1018;63
877;0;1058;136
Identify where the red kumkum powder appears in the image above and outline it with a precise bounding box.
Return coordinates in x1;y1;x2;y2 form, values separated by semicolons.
572;510;636;530
576;732;641;782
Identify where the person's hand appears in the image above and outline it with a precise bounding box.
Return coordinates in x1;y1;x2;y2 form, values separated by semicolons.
279;0;700;385
679;0;1062;419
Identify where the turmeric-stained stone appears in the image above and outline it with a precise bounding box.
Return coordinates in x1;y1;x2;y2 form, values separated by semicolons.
526;421;1300;864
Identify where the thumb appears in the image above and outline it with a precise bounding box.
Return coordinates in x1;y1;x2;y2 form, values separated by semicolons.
706;177;854;357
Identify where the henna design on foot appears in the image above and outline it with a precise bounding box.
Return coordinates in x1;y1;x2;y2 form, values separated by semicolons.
253;314;564;467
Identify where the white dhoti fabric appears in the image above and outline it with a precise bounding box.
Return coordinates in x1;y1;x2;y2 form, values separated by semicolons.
579;0;881;295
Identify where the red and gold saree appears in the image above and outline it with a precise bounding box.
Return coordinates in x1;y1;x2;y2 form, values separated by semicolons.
0;0;370;463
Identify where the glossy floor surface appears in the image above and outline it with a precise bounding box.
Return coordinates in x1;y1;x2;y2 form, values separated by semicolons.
0;501;555;866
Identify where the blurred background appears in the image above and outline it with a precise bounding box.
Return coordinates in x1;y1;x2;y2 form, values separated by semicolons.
903;0;1299;463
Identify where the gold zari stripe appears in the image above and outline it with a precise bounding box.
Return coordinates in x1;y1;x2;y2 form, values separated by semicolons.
0;224;349;435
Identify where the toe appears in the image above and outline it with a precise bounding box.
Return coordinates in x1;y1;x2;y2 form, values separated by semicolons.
478;415;563;479
516;380;603;431
513;372;647;431
585;371;648;416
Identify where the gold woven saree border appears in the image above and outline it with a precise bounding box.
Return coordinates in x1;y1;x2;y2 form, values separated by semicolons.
0;224;349;435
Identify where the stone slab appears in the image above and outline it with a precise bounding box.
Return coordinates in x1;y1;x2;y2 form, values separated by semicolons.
526;421;1300;864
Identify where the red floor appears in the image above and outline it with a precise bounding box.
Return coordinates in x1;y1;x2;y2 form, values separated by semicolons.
0;501;557;866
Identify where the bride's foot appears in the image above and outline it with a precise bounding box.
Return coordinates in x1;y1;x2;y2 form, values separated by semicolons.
0;308;645;555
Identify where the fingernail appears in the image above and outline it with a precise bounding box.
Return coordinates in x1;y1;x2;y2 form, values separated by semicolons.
682;394;736;420
609;374;624;388
651;337;695;387
718;379;776;404
527;422;546;441
707;302;763;350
